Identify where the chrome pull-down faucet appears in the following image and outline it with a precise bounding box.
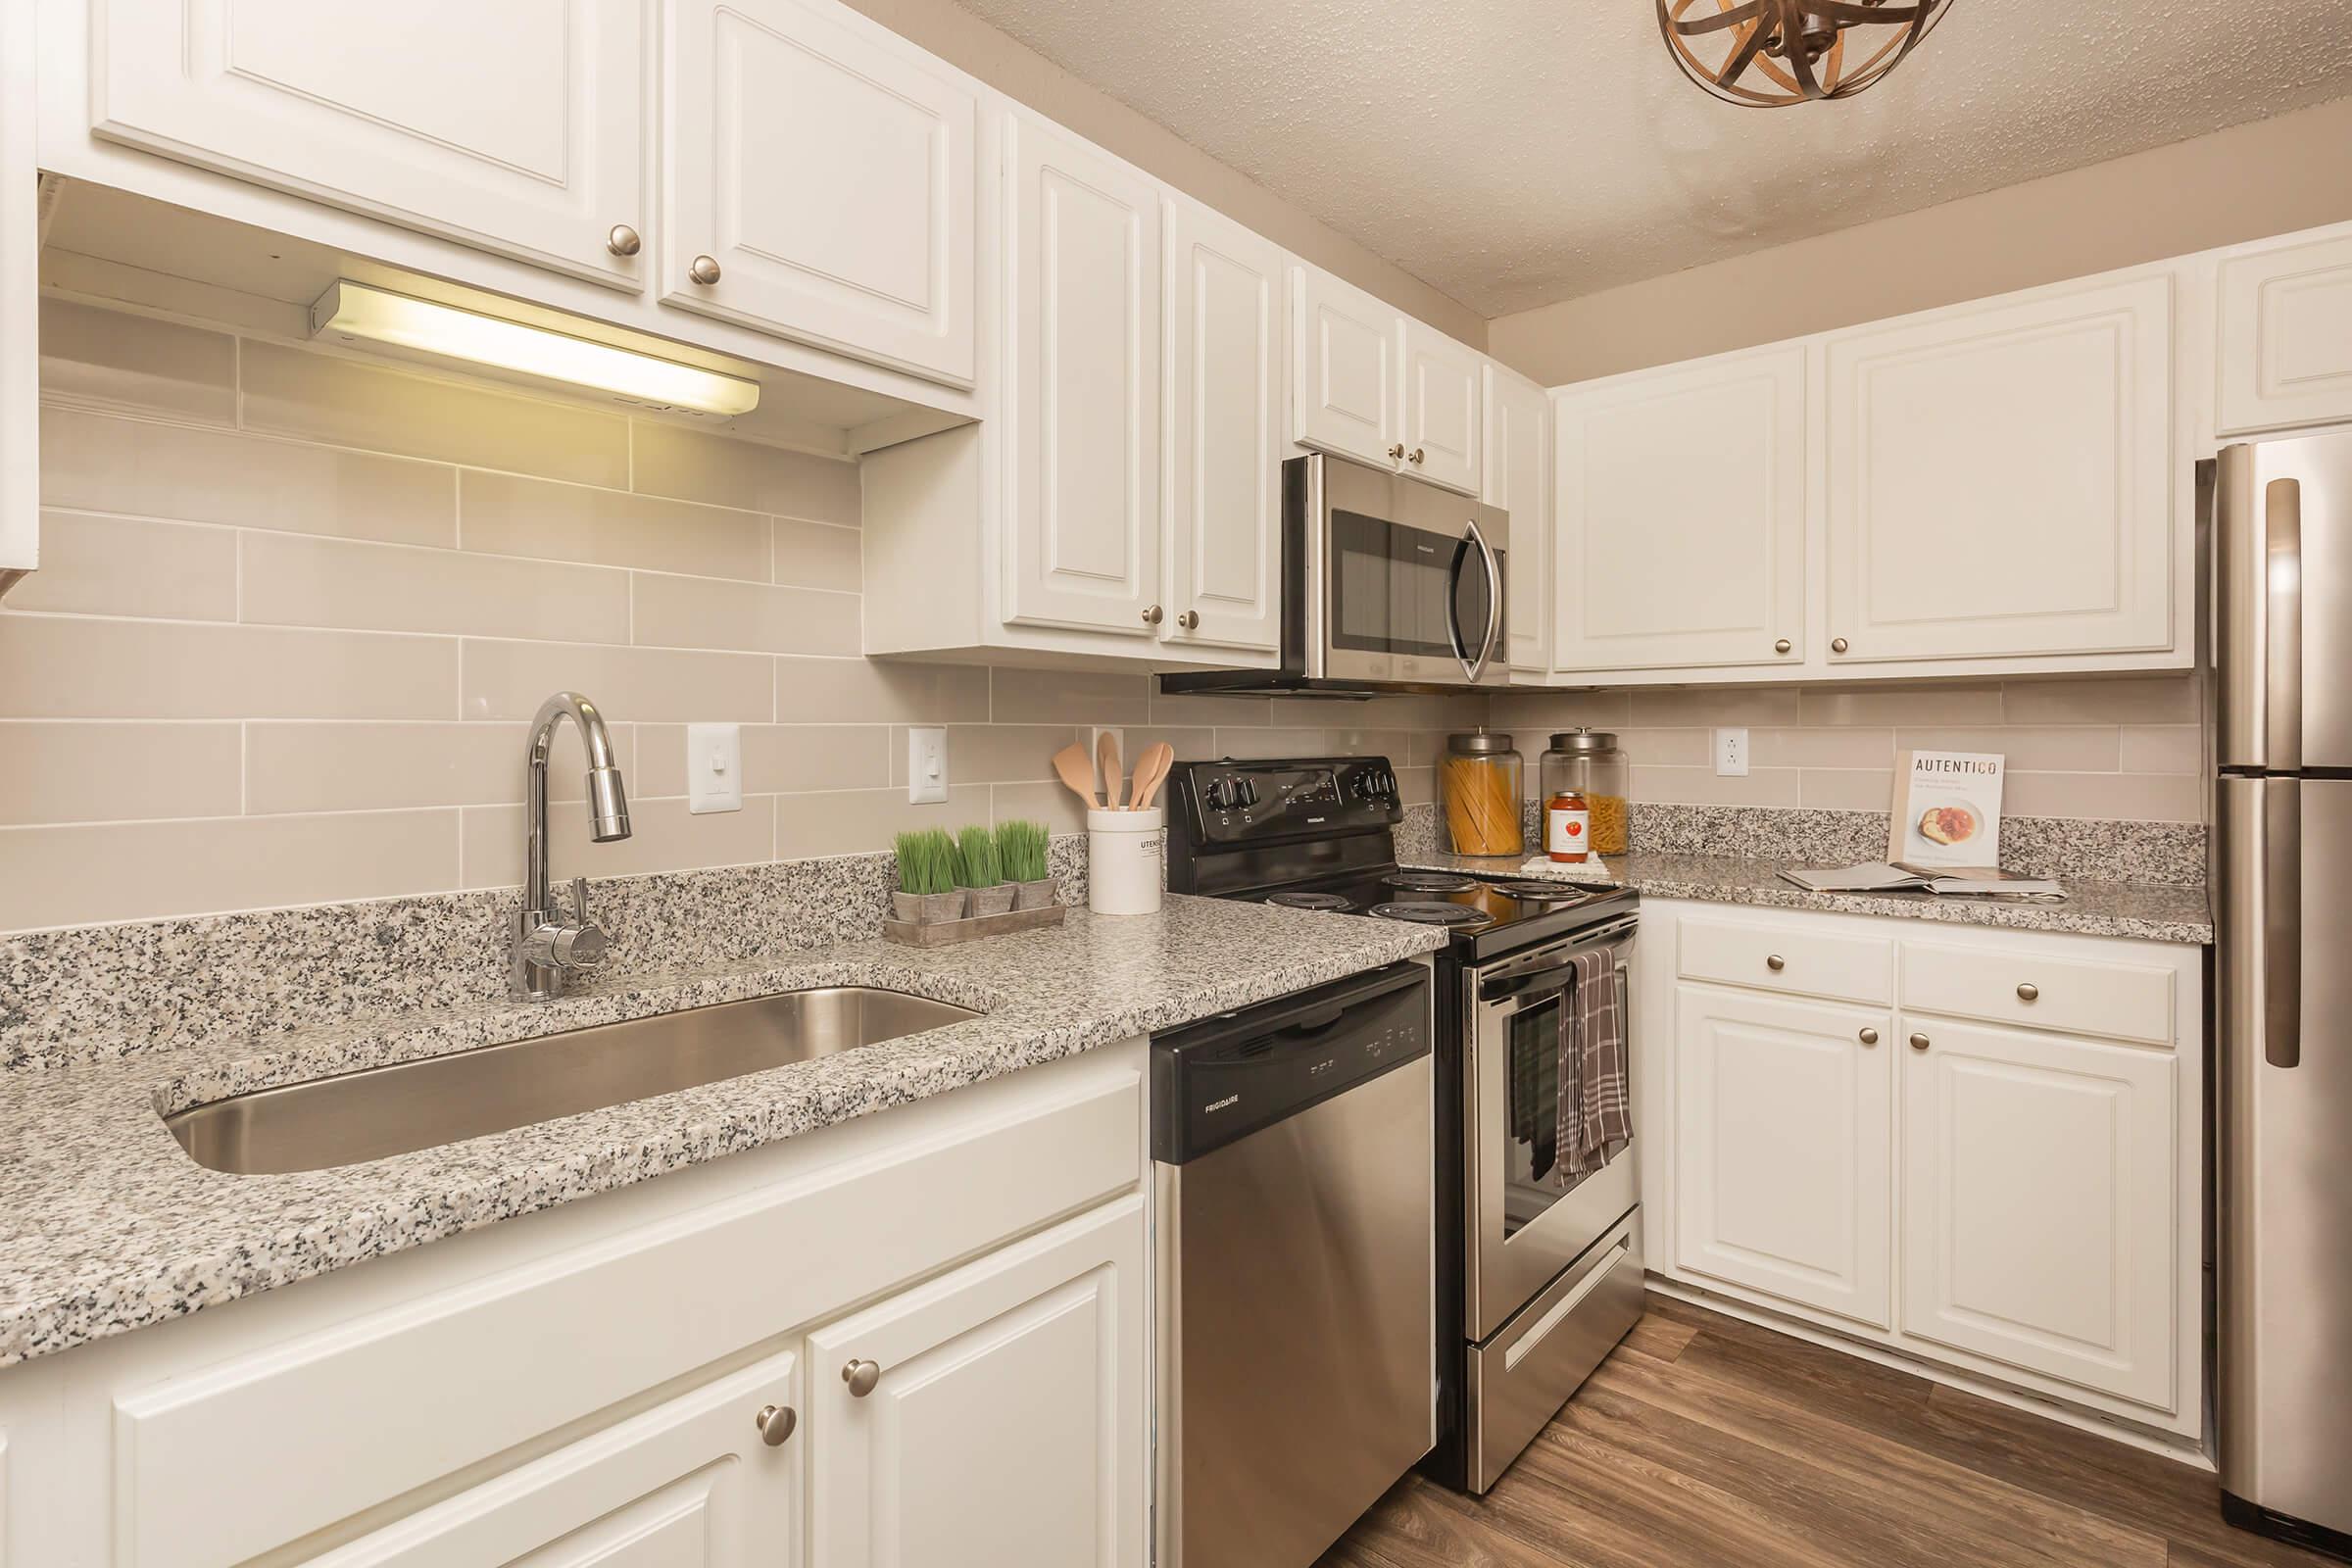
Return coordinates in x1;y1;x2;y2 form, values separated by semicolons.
509;690;632;1000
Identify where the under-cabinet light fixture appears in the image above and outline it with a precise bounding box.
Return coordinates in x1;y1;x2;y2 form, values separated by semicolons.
306;280;760;416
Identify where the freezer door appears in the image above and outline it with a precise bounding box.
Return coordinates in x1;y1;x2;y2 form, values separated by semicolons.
2218;434;2352;770
2216;776;2352;1535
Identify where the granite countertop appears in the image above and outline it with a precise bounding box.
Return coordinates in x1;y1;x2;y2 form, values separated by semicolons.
1404;849;2213;946
0;897;1446;1370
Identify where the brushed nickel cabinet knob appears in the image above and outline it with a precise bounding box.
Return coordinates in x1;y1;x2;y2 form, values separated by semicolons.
1386;443;1406;462
1859;1027;1880;1046
1765;954;1786;972
688;254;723;285
1774;638;1792;654
1176;610;1200;630
755;1403;797;1446
1142;605;1163;625
1831;636;1850;654
1408;447;1426;465
2017;982;2039;1002
1909;1032;1931;1052
842;1358;881;1397
606;223;642;258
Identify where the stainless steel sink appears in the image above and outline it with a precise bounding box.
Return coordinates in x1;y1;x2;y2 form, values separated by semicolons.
166;988;982;1176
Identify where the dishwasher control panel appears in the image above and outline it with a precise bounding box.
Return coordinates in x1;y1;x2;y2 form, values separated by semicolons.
1150;961;1429;1162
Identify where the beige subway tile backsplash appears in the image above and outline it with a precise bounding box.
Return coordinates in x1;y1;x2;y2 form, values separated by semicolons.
459;470;771;582
41;408;457;547
993;666;1151;725
772;785;992;860
629;572;858;657
244;721;631;814
240;341;630;487
461;639;773;724
241;532;632;642
635;723;889;797
38;299;236;425
631;422;861;520
772;518;861;593
459;794;775;889
0;616;457;721
771;657;990;725
4;512;237;620
0;722;243;826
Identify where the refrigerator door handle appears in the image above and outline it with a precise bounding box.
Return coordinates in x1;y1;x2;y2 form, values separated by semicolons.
2265;478;2303;769
2263;779;2302;1069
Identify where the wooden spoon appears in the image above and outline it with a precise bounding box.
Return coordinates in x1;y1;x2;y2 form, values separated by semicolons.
1052;743;1102;809
1097;730;1124;809
1129;742;1176;811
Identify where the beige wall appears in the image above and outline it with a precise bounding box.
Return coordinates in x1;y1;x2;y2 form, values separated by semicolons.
0;301;1471;934
1489;97;2352;387
838;0;1483;349
1492;678;2205;825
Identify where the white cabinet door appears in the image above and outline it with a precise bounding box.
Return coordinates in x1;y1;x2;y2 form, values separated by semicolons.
1398;320;1482;496
2217;225;2352;436
307;1349;800;1567
663;0;976;385
1674;984;1893;1328
1824;276;2174;664
807;1198;1146;1568
1291;266;1399;469
1899;1016;2179;1410
1162;197;1284;656
1486;364;1552;674
1003;113;1163;638
1553;346;1808;673
91;0;649;288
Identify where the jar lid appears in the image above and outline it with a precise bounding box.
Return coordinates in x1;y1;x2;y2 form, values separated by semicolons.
1548;727;1620;753
1447;729;1517;755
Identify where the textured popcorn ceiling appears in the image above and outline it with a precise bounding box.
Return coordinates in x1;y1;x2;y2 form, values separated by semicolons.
950;0;2352;317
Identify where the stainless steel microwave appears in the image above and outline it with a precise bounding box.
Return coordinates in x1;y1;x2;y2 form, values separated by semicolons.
1160;452;1511;698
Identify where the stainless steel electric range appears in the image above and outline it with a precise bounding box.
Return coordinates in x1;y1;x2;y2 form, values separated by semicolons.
1166;755;1646;1494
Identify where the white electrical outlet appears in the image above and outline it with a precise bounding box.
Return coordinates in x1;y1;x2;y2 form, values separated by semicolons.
906;726;949;804
1714;727;1749;777
687;723;743;813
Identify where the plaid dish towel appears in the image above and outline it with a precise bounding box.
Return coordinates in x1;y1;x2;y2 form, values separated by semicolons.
1572;946;1630;1161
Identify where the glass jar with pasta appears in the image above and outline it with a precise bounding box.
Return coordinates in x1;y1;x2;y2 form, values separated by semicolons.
1440;731;1525;857
1541;729;1630;856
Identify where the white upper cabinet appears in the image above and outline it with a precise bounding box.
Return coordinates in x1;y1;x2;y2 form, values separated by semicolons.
1485;363;1552;674
663;0;977;386
1291;265;1401;469
807;1199;1147;1568
1553;346;1808;674
90;0;651;288
1899;1016;2179;1410
1002;112;1163;638
2217;224;2352;436
1163;196;1286;656
1673;984;1893;1329
1398;319;1483;496
1824;276;2175;665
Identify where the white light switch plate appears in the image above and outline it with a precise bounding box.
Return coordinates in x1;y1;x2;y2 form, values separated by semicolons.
906;726;949;804
1714;727;1749;778
687;723;743;813
1090;726;1124;806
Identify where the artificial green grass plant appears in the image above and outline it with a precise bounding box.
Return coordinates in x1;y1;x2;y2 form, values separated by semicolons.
955;824;1003;888
996;819;1051;883
893;829;958;896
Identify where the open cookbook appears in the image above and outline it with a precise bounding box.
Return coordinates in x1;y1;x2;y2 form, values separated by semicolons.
1778;862;2066;899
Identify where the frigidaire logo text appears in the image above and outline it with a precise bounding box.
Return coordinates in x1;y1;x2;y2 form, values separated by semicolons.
1203;1094;1240;1114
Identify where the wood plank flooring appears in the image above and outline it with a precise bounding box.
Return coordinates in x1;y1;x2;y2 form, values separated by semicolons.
1318;1295;2337;1568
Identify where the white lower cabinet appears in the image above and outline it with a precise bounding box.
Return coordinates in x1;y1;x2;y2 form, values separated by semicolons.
1898;1016;2178;1409
1673;985;1892;1328
0;1045;1149;1568
808;1197;1146;1568
1642;901;2203;1439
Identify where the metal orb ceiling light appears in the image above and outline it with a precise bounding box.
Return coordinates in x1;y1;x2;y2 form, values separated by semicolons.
1657;0;1950;106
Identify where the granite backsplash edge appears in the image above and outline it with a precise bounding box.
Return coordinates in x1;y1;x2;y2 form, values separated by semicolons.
1;837;1090;1071
1394;801;2207;889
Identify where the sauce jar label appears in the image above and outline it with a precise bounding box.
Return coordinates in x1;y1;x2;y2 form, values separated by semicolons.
1546;808;1591;858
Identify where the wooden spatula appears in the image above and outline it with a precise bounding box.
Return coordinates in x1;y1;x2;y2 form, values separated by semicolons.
1053;743;1102;809
1129;742;1175;811
1098;730;1124;809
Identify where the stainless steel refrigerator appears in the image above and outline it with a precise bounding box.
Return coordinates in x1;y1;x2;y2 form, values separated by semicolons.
2215;431;2352;1559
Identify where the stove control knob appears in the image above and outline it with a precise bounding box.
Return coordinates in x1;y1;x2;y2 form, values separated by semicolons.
1234;777;1258;808
1204;777;1238;810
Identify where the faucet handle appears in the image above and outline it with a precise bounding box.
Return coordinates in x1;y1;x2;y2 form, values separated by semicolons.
555;876;611;973
566;875;593;925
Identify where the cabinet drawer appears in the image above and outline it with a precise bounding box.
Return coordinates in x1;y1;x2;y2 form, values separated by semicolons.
110;1061;1141;1568
1900;940;2175;1045
1679;915;1892;1004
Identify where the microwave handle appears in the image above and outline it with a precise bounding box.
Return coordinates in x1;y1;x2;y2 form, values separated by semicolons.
1456;514;1502;681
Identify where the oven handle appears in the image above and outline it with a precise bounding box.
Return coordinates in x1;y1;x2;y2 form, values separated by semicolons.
1477;916;1638;1001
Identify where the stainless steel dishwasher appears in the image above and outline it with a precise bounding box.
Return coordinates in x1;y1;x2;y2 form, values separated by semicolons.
1152;960;1435;1568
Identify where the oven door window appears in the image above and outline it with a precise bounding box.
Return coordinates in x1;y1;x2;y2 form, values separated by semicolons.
1330;509;1456;661
1499;986;1621;1236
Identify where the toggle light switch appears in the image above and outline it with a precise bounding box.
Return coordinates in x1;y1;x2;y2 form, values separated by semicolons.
687;723;743;813
907;726;949;804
